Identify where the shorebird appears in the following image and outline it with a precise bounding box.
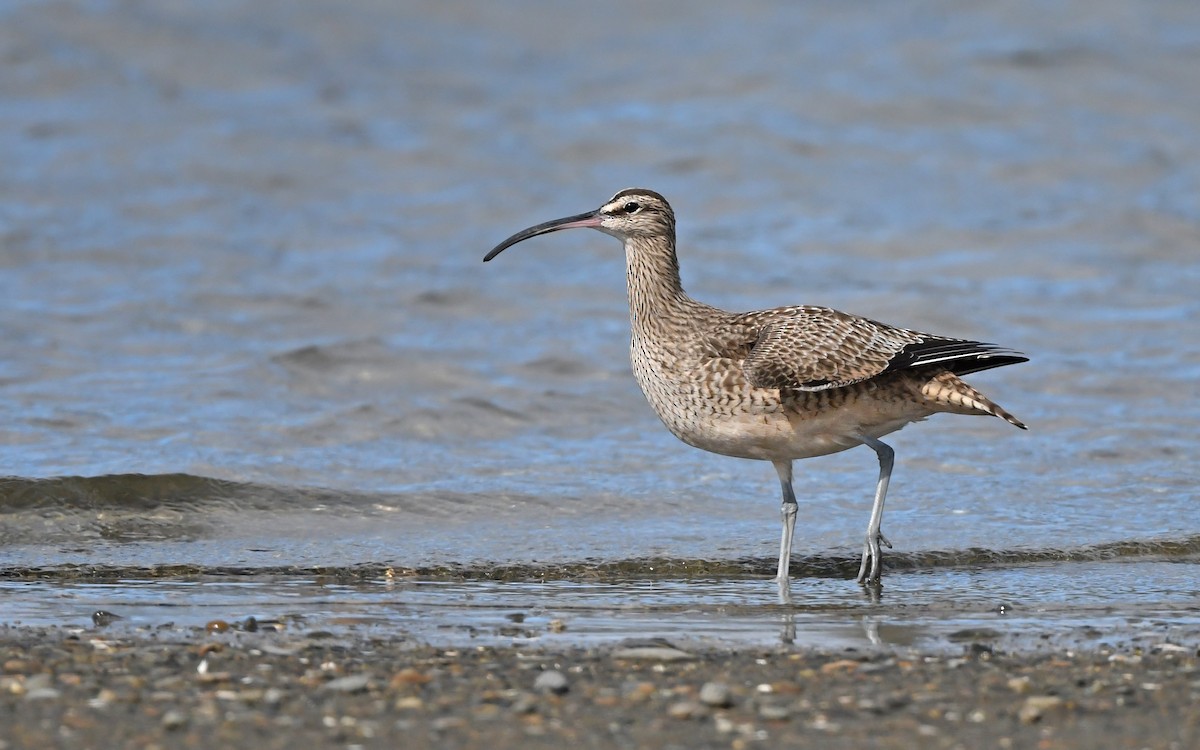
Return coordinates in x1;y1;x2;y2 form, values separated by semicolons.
484;188;1026;597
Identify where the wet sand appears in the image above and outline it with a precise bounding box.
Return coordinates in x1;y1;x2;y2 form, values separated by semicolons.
2;626;1197;749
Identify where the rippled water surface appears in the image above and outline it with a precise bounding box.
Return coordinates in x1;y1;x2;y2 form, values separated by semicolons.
1;0;1198;648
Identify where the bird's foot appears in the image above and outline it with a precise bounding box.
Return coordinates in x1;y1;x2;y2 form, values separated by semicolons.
775;575;793;605
855;530;891;584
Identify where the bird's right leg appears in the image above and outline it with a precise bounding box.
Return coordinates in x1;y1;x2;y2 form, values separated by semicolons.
773;459;798;602
855;435;895;585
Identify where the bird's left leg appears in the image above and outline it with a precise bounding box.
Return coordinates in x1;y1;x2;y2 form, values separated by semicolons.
772;459;798;603
855;436;895;584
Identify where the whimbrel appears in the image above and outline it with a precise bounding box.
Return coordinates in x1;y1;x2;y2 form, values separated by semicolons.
484;188;1026;596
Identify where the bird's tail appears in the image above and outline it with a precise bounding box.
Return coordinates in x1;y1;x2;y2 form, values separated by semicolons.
921;371;1026;429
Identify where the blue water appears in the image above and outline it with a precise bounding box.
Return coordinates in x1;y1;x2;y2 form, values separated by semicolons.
1;0;1198;649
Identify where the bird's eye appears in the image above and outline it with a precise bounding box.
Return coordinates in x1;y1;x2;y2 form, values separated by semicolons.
623;201;641;213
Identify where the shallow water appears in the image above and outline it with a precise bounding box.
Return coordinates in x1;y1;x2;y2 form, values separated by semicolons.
4;561;1200;653
1;1;1198;649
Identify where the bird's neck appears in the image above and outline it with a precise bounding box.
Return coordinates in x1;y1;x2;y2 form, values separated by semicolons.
623;235;698;331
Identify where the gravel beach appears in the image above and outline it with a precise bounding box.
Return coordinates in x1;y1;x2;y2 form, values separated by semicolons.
2;626;1197;749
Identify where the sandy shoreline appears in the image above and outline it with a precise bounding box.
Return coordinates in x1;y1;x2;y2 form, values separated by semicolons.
2;626;1196;749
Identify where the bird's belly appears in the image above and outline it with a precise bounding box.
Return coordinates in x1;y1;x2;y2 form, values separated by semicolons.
632;356;930;461
672;403;921;461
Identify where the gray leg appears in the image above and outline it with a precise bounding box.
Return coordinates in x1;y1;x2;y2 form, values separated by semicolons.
855;436;895;584
773;459;798;601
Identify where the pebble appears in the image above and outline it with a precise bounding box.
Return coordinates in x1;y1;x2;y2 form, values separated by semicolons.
4;659;30;673
322;674;371;693
1018;695;1066;724
758;703;791;721
24;674;53;691
611;646;696;662
533;670;569;695
820;659;860;674
509;691;538;714
24;687;61;701
390;667;432;687
161;709;188;730
698;681;733;708
666;700;707;719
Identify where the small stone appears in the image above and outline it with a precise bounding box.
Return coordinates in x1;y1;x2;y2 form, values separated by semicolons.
611;646;696;662
1154;643;1188;653
548;619;567;633
820;659;860;674
394;696;424;710
858;659;896;674
24;674;53;692
322;674;370;693
205;620;230;634
391;668;431;687
533;670;568;695
769;680;803;695
161;710;188;730
1018;695;1066;724
509;692;538;714
623;681;656;702
92;611;122;627
966;642;994;658
3;659;30;674
24;687;61;701
667;700;706;719
472;703;502;720
88;688;118;708
759;704;791;720
1007;676;1032;694
698;681;733;708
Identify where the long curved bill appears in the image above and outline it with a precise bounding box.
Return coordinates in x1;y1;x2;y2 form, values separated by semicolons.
483;211;602;262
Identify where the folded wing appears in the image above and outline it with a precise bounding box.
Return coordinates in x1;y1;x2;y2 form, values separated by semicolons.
739;307;1027;392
